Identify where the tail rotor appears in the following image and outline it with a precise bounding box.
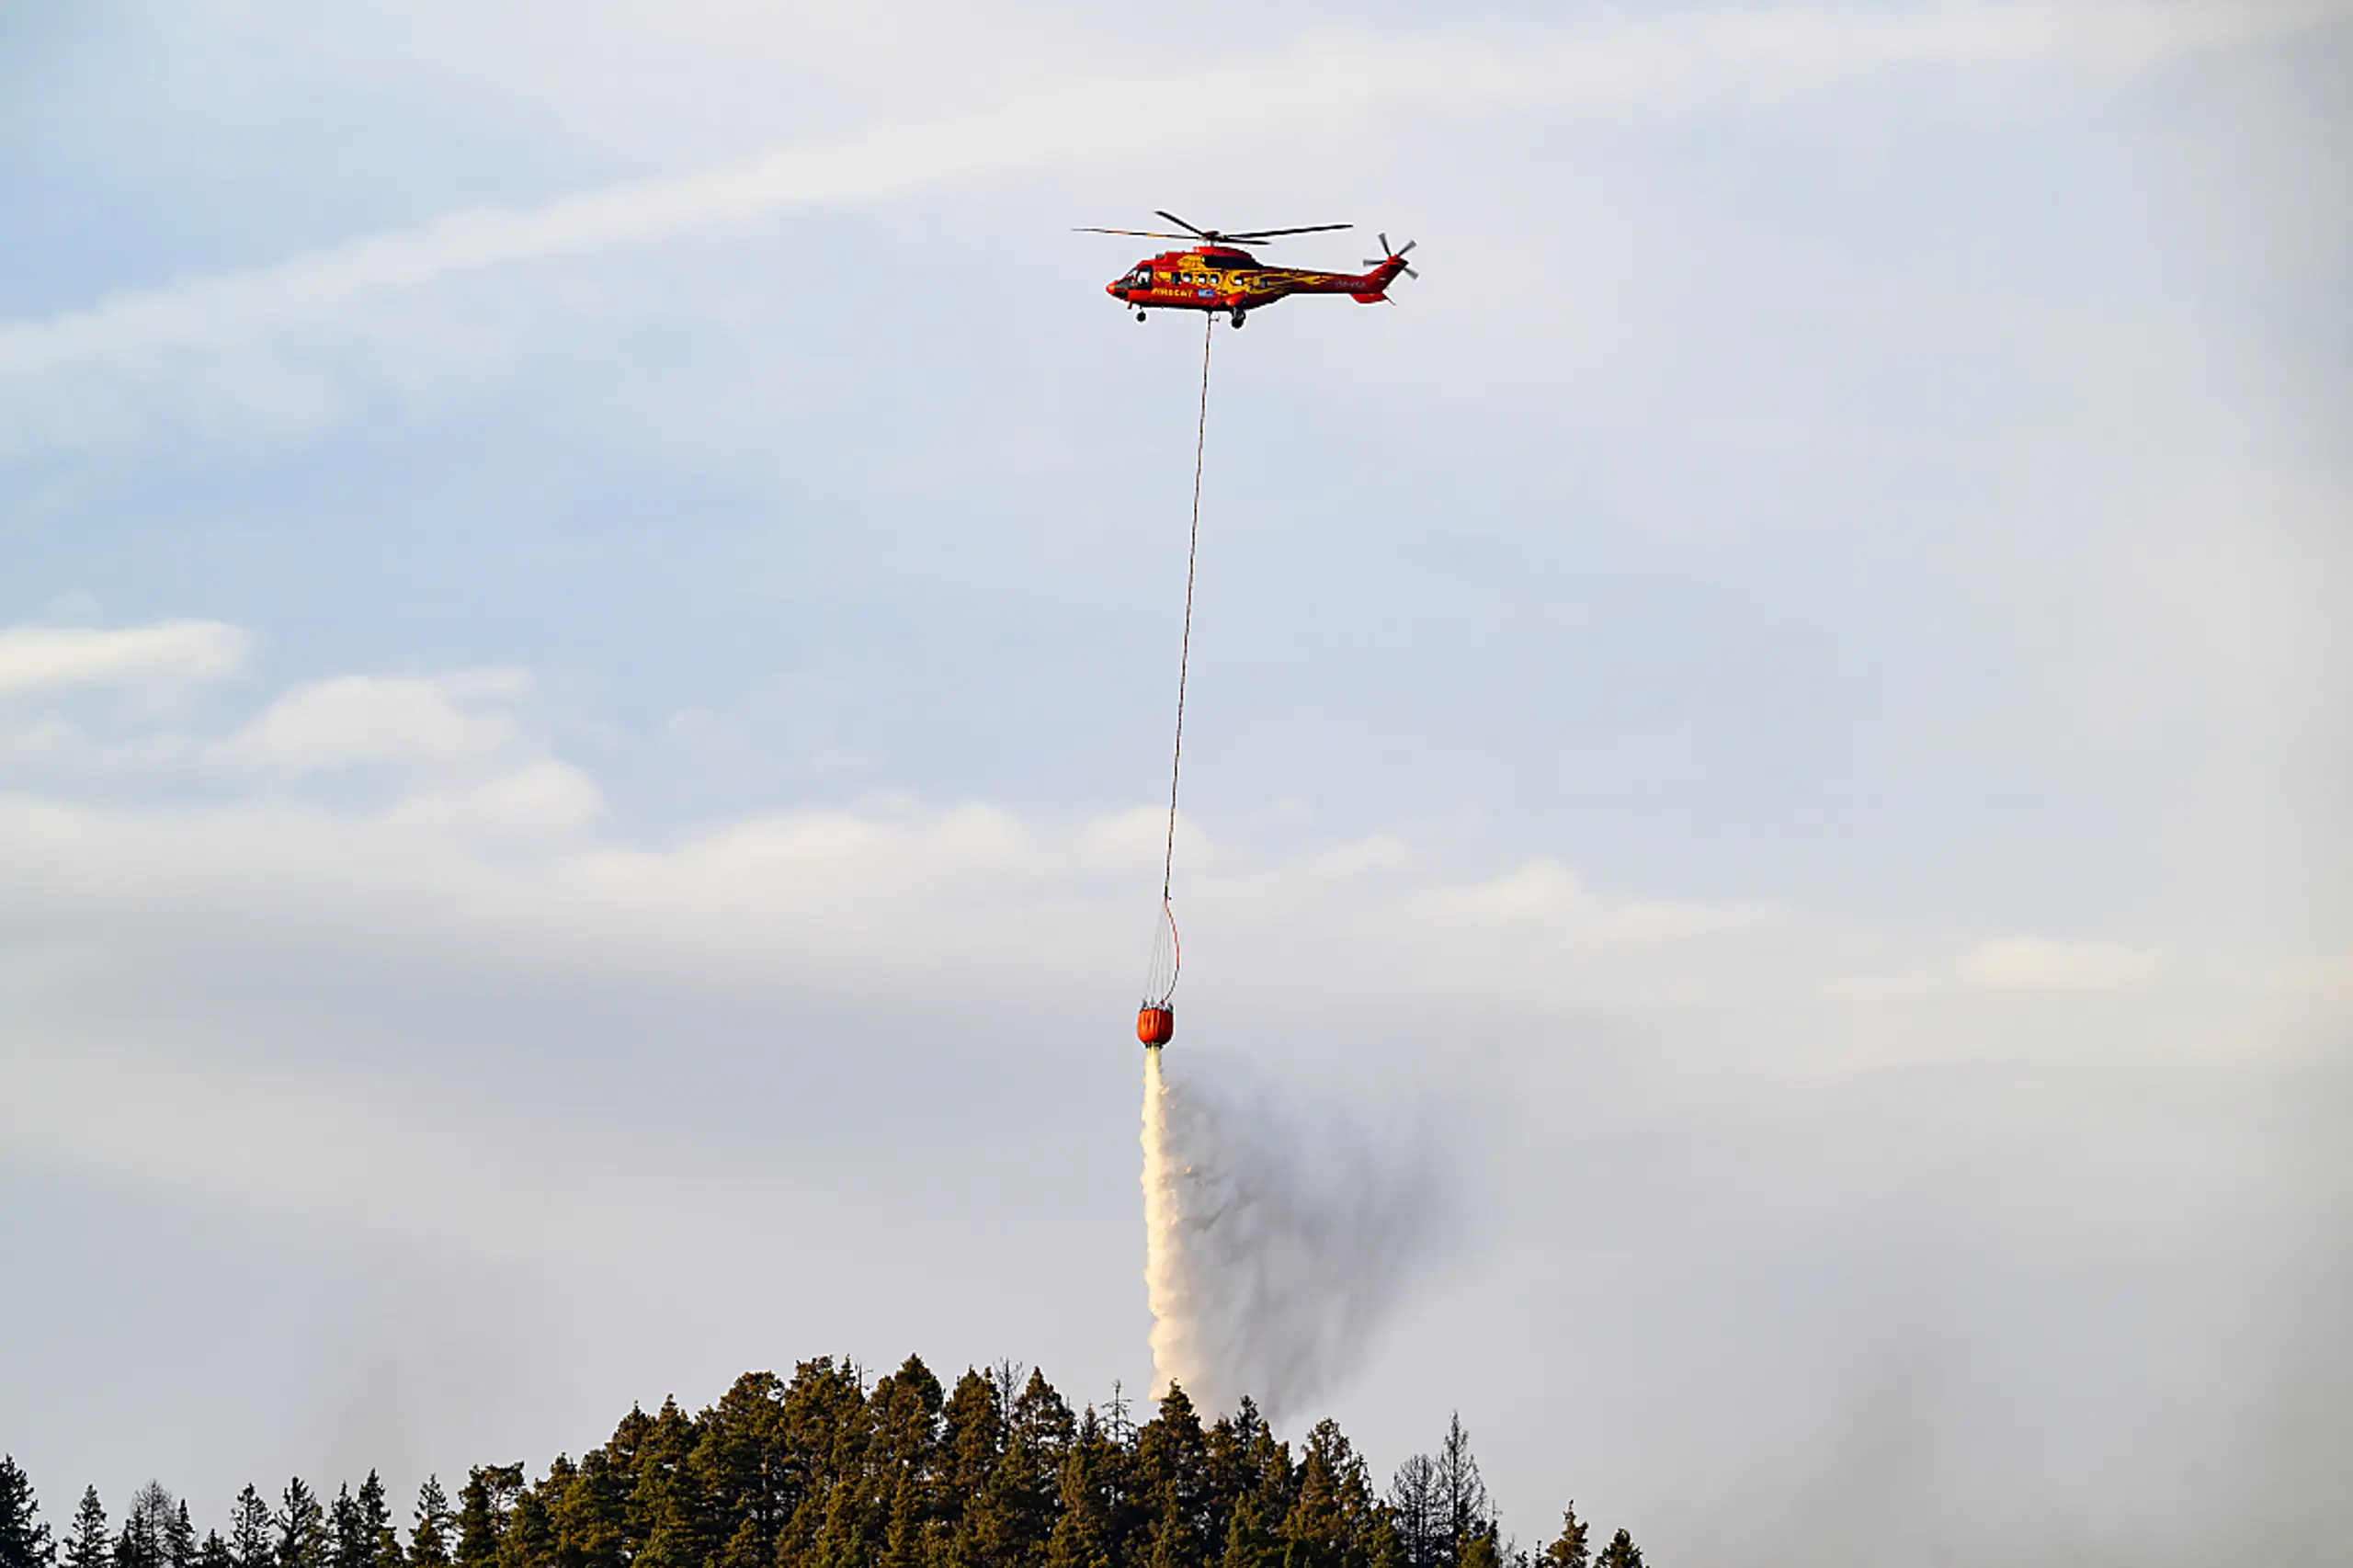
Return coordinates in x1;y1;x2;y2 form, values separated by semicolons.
1365;233;1420;279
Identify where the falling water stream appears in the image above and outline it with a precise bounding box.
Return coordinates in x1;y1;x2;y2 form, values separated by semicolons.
1140;1044;1191;1399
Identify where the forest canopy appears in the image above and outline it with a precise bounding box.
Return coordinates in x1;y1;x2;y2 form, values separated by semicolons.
0;1358;1646;1568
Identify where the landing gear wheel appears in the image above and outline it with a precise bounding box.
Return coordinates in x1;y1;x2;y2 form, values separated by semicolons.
1230;308;1247;328
1136;311;1147;323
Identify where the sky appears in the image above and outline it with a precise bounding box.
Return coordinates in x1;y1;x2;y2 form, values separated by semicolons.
3;1;2349;1562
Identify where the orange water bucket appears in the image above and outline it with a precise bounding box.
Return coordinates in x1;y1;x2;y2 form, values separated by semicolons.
1136;1006;1175;1045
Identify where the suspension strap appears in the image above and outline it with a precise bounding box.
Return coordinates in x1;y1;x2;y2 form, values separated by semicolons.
1162;312;1214;905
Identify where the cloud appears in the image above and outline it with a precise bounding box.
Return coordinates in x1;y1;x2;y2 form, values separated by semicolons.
0;638;564;798
2;623;2334;1085
0;620;248;696
0;1;2328;457
374;758;603;839
1958;934;2164;991
1432;858;1779;946
226;671;531;773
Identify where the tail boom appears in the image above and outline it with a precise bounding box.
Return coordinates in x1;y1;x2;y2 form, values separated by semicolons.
1348;256;1408;302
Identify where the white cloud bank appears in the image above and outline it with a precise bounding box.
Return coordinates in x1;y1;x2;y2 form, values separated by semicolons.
4;619;2339;1213
0;620;249;695
230;671;532;773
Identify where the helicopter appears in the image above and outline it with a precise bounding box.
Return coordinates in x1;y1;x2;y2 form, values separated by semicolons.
1079;210;1418;327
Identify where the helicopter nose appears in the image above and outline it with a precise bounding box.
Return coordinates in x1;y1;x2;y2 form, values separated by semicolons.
1106;279;1124;298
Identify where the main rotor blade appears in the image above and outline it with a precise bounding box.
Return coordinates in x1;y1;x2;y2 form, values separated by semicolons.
1074;227;1198;240
1154;210;1210;236
1222;222;1352;240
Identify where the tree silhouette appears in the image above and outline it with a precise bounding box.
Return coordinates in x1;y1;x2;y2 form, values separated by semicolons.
350;1475;397;1568
328;1488;365;1568
0;1459;54;1568
165;1506;195;1568
1385;1456;1439;1568
227;1490;271;1568
275;1483;326;1568
115;1483;176;1568
1593;1529;1642;1568
405;1481;452;1568
19;1355;1643;1568
63;1492;108;1568
1539;1506;1589;1568
1433;1415;1491;1568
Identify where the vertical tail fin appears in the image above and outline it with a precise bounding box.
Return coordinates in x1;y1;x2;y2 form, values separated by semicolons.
1350;257;1406;302
1350;242;1416;302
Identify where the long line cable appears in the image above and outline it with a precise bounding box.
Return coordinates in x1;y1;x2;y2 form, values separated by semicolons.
1161;312;1215;907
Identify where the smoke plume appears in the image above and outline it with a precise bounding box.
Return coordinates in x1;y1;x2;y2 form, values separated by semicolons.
1141;1047;1450;1422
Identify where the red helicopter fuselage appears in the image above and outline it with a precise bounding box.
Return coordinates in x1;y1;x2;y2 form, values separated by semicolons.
1108;244;1406;318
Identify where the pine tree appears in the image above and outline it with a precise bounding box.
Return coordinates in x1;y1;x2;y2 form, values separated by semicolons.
1042;1407;1117;1568
1214;1495;1273;1568
1385;1456;1439;1568
351;1476;397;1568
1228;1403;1293;1568
453;1469;520;1568
983;1369;1071;1568
690;1372;787;1568
1132;1385;1211;1568
553;1448;629;1568
63;1492;108;1568
329;1487;366;1568
1281;1420;1379;1568
0;1458;55;1568
197;1535;230;1568
116;1484;176;1568
165;1506;195;1568
938;1369;1006;1536
871;1470;920;1568
1539;1507;1588;1568
405;1482;452;1568
1199;1400;1259;1551
759;1359;872;1568
1432;1416;1491;1568
492;1483;551;1568
1592;1531;1641;1568
229;1491;272;1568
626;1400;713;1568
277;1482;327;1568
802;1478;867;1568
